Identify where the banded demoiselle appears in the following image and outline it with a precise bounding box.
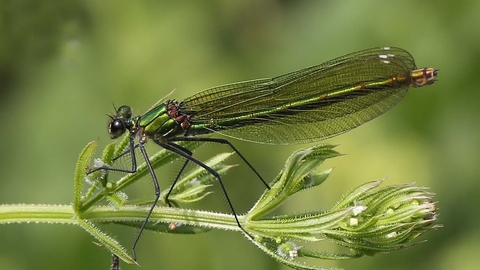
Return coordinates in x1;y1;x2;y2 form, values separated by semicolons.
89;46;438;260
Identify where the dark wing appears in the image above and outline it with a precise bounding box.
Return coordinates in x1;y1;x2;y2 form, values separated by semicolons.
183;47;417;144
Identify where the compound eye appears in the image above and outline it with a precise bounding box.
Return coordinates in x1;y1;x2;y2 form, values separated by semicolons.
109;119;126;139
117;105;132;119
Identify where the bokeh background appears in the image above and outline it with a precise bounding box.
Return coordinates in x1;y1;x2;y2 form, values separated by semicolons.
0;1;478;269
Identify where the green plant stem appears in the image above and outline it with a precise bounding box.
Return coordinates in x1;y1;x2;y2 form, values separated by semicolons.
0;204;241;231
0;204;75;223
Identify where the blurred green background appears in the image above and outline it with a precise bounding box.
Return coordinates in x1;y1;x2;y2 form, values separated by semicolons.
0;0;478;269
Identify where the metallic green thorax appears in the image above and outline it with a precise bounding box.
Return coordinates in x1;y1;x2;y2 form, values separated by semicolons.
107;103;189;142
137;103;188;141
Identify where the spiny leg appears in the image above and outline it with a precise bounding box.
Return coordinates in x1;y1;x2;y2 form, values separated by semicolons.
162;142;193;207
171;137;270;189
86;135;158;261
88;135;139;175
112;142;140;162
111;254;120;270
158;141;254;239
131;142;160;261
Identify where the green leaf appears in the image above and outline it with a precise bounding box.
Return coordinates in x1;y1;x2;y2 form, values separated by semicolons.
73;140;98;212
76;218;135;264
247;144;340;219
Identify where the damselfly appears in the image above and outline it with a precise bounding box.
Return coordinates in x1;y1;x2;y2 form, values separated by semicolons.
89;46;438;260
